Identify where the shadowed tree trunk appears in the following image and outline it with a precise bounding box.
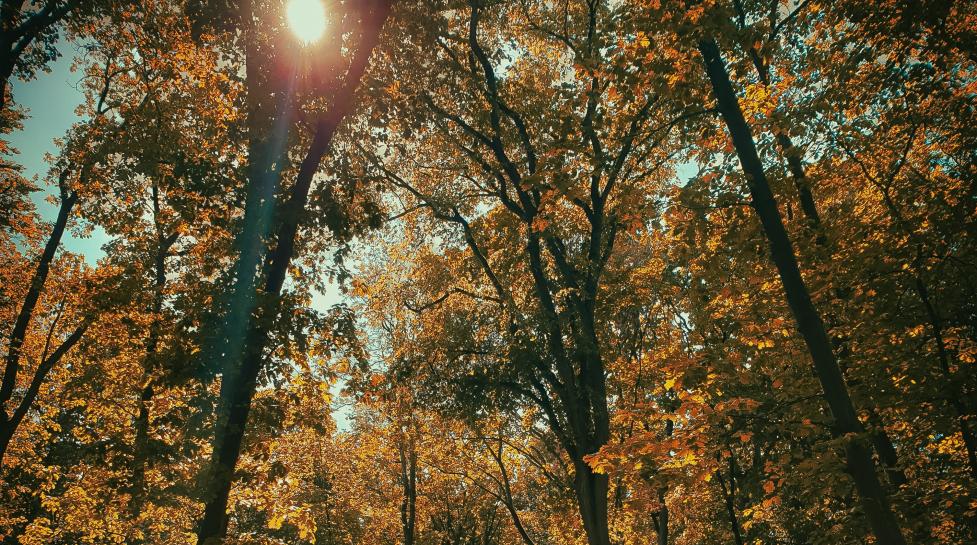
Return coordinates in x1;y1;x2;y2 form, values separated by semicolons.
485;437;536;545
696;37;907;545
194;3;392;542
714;451;744;545
130;179;180;529
399;430;417;545
739;28;909;488
649;419;672;545
0;174;84;467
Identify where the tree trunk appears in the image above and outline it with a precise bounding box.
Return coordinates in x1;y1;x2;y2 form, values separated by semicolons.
651;486;668;545
399;434;417;545
914;271;977;479
0;322;87;465
489;439;536;545
651;420;673;545
0;0;79;117
572;456;611;545
131;181;178;513
194;5;391;542
746;40;909;490
697;37;906;545
0;180;77;466
715;465;743;545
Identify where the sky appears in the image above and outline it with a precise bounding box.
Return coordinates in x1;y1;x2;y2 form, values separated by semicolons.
7;43;344;306
8;43;110;264
8;42;350;426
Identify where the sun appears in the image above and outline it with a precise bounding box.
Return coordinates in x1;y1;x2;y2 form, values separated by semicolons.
286;0;327;44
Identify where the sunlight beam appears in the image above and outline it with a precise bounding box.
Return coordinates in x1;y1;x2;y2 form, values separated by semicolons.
286;0;327;44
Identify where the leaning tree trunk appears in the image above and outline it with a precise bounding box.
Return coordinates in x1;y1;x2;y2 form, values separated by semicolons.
745;47;909;488
0;179;78;466
696;37;907;545
194;4;391;543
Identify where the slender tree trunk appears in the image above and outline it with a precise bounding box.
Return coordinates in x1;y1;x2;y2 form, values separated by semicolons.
488;438;536;545
131;380;154;492
650;419;673;545
0;322;87;465
747;44;909;489
715;463;743;545
399;434;417;545
130;185;178;525
0;179;77;466
697;37;906;545
914;271;977;478
194;5;390;542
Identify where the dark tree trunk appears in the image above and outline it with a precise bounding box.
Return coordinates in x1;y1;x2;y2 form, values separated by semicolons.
654;487;668;545
488;439;536;545
697;37;906;545
572;457;611;545
715;463;743;545
130;183;179;524
194;4;391;542
746;50;909;489
525;235;613;545
0;322;87;465
0;179;78;466
650;419;672;545
0;0;79;117
914;272;977;479
399;434;417;545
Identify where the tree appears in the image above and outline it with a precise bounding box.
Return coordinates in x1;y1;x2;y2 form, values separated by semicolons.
193;1;393;542
351;2;696;544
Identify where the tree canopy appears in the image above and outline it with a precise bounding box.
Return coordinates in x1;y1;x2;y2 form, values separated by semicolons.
1;1;975;544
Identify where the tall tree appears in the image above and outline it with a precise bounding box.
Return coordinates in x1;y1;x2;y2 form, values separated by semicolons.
194;1;393;542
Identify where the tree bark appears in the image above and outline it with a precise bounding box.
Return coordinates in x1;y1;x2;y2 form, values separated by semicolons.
0;0;79;116
399;433;417;545
194;4;391;542
715;463;743;545
914;271;977;479
0;178;78;466
572;457;611;545
654;487;668;545
487;439;536;545
746;46;908;488
130;180;179;526
697;37;906;545
0;322;87;465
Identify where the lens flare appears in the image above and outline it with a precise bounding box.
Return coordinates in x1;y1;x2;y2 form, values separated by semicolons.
286;0;327;44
